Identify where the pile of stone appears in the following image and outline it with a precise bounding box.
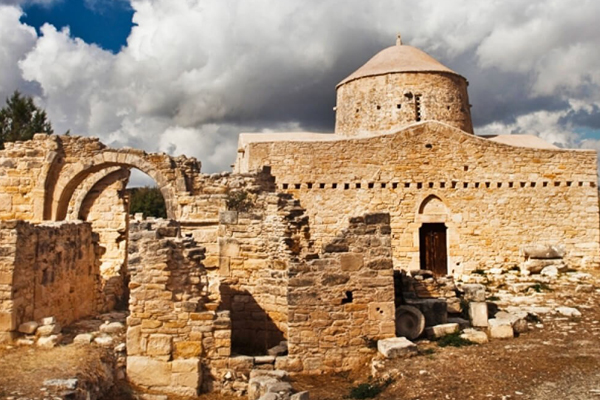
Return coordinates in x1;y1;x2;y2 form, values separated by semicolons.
248;370;309;400
520;244;567;277
16;316;63;348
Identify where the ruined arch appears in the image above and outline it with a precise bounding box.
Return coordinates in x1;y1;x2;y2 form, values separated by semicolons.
67;167;126;220
46;150;188;221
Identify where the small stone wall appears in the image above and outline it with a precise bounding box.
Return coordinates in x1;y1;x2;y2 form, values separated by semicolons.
0;221;101;341
126;219;231;396
287;213;396;373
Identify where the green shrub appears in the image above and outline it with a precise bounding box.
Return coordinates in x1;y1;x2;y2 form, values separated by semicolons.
437;332;474;348
349;378;392;399
226;190;254;212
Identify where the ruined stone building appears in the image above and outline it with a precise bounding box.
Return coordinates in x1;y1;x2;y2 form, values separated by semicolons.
0;36;598;396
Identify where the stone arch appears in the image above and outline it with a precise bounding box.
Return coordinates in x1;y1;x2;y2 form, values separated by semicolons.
66;167;126;220
48;150;187;221
417;194;448;223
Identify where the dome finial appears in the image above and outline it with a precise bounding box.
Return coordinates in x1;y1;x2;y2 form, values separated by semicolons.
396;33;402;46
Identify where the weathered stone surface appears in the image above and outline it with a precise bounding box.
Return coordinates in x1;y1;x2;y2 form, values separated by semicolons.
460;328;488;344
147;334;172;356
36;323;61;337
99;321;125;334
556;307;582;318
37;334;62;348
18;321;38;334
541;265;559;278
406;299;447;327
521;244;566;260
43;378;78;390
395;305;425;340
291;391;310;400
494;311;528;334
469;302;488;327
127;356;171;387
425;323;459;339
73;333;94;344
462;284;486;302
448;317;470;330
487;319;514;339
377;337;418;359
446;297;462;314
94;335;114;346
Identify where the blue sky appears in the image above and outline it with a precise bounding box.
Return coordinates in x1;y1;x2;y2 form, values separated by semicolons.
2;0;600;176
20;0;133;53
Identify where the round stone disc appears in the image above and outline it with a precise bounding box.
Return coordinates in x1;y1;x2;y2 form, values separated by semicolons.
395;305;425;340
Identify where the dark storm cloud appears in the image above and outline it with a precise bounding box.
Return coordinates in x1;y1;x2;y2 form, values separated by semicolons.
1;0;600;171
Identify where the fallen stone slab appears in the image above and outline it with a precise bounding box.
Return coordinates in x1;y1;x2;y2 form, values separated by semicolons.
469;302;488;327
487;319;514;339
460;328;488;344
43;378;78;390
99;321;125;334
73;333;94;345
556;307;581;318
37;334;62;348
377;337;418;359
446;297;462;314
94;335;114;346
495;311;529;334
541;265;559;278
36;323;61;337
425;323;459;340
18;321;38;334
405;299;447;327
521;244;565;259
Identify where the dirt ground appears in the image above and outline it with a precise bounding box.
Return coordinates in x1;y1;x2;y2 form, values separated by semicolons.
1;278;599;400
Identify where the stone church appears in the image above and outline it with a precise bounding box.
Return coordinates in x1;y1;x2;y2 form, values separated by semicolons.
0;36;599;397
235;35;600;276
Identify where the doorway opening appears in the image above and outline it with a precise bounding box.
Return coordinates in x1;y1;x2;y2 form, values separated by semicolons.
419;223;448;277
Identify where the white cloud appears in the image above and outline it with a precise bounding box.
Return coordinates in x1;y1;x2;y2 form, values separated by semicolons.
2;0;600;173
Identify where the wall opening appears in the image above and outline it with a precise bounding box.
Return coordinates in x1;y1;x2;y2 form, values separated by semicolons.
419;223;448;277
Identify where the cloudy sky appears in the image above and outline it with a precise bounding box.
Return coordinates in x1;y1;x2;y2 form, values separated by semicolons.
2;0;600;179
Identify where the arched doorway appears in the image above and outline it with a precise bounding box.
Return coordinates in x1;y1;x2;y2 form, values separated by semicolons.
417;195;449;277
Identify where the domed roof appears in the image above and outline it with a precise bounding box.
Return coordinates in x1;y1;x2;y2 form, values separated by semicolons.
337;35;462;87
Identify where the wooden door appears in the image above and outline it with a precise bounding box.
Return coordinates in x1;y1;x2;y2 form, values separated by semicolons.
419;223;448;276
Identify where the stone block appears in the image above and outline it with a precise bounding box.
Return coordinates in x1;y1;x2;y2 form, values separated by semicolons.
340;253;363;271
220;238;240;257
172;358;200;373
73;333;94;344
447;297;462;314
147;334;172;356
487;319;514;339
377;337;418;359
447;317;470;330
36;323;61;337
556;307;581;318
37;334;62;348
248;375;279;400
127;325;143;355
521;244;565;259
18;321;38;334
170;372;200;391
368;302;395;321
460;328;488;344
425;323;459;339
494;311;528;333
173;341;203;358
462;284;486;302
100;321;125;334
469;302;488;327
406;299;447;326
127;356;171;387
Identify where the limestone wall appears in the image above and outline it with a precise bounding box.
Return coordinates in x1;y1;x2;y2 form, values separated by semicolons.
240;122;600;273
287;213;396;373
217;192;297;355
335;72;473;136
126;220;230;396
0;221;100;340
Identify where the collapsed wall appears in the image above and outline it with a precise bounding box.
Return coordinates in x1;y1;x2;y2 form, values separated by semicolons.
0;221;101;342
126;219;231;396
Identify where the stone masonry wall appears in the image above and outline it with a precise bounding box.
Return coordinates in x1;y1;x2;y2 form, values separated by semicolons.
335;72;473;136
287;213;396;373
77;169;130;311
217;192;296;355
240;122;600;273
0;221;101;341
126;220;231;396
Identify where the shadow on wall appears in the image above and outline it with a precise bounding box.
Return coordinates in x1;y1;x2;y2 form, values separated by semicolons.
220;283;284;356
